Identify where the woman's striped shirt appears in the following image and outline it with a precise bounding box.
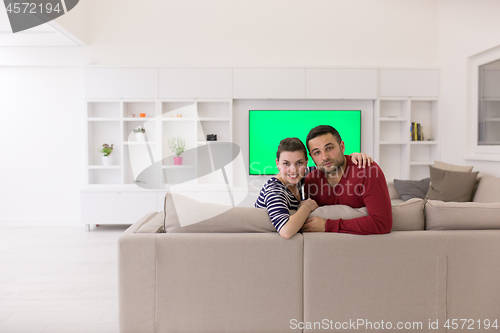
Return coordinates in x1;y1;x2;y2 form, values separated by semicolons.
254;166;316;232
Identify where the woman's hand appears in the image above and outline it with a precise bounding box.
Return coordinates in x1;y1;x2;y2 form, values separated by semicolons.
349;153;373;168
301;198;318;212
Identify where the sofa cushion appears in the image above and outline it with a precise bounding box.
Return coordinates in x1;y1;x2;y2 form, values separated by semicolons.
309;205;368;220
472;175;500;203
433;160;473;172
426;166;479;202
311;199;424;231
135;212;164;233
164;193;423;233
391;198;425;231
425;200;500;230
164;193;277;233
393;178;431;201
386;182;402;200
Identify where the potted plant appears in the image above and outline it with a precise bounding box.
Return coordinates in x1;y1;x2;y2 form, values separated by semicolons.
168;137;185;165
133;126;146;142
100;143;114;166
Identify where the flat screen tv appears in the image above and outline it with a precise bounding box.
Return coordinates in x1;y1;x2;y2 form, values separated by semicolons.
249;110;361;175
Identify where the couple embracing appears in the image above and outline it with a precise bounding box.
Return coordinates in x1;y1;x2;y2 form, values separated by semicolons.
255;125;392;239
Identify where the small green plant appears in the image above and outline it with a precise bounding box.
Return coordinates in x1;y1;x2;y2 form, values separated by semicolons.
133;127;145;133
100;143;114;156
168;137;185;157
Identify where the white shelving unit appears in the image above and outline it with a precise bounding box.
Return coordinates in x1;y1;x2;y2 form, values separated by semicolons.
375;98;440;181
85;99;233;188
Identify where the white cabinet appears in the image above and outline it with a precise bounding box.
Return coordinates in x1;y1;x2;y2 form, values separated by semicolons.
375;98;439;181
81;191;157;226
85;68;159;99
306;68;377;99
159;68;232;99
379;69;439;98
233;68;305;99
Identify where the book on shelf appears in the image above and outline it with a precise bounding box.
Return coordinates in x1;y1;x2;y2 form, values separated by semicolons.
411;122;424;141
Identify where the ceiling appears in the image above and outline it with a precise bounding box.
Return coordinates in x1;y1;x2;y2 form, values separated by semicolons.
0;5;78;46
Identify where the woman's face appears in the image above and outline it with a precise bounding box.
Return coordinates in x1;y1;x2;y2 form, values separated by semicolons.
276;151;307;186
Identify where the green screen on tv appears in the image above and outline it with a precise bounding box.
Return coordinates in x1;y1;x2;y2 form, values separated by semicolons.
249;110;361;175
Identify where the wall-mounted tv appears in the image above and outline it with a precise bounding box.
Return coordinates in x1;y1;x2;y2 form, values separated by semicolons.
249;110;361;175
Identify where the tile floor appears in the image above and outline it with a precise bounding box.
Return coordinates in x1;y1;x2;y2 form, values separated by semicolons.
0;224;129;333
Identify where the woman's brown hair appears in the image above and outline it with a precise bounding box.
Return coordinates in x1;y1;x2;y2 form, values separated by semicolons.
276;137;308;161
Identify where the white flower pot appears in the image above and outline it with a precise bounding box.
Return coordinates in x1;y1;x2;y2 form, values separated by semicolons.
102;155;113;166
135;133;145;142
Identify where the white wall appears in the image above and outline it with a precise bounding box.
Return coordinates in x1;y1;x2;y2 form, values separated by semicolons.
0;67;84;225
0;0;437;67
437;0;500;176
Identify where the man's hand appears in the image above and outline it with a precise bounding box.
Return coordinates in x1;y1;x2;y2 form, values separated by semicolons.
349;153;373;168
300;216;326;232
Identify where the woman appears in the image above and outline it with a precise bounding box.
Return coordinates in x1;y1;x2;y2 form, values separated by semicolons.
255;137;372;239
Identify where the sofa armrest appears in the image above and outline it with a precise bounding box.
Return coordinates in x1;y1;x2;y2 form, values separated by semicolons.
118;229;157;333
387;182;402;200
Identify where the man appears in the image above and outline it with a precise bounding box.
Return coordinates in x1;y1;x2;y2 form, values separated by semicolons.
302;125;392;235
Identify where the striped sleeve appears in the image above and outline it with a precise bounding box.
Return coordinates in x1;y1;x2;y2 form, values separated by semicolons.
264;187;291;232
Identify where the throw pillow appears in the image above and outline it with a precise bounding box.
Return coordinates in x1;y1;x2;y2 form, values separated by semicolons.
472;175;500;203
391;198;425;231
309;205;368;220
136;211;164;233
426;166;479;202
425;200;500;230
393;178;431;201
164;193;276;233
433;160;473;172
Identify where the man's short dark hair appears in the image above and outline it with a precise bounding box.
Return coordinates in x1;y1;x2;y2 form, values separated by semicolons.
306;125;342;152
276;137;308;161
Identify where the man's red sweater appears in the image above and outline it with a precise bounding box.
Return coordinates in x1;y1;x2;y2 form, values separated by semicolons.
304;157;392;235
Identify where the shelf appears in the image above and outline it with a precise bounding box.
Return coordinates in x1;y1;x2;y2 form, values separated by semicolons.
162;117;196;121
484;118;500;122
410;161;433;166
199;117;230;121
87;118;121;121
88;165;121;169
162;165;195;169
197;140;230;145
410;141;438;145
379;141;408;145
124;141;157;145
124;117;154;121
380;117;407;122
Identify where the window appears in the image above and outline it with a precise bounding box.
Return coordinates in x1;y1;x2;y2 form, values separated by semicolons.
467;45;500;160
478;59;500;146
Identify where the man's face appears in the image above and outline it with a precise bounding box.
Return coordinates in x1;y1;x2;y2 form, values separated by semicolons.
308;133;345;174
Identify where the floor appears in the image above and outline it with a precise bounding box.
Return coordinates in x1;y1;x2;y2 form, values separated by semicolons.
0;224;129;333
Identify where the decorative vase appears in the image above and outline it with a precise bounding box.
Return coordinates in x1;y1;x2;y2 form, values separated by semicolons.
135;133;145;142
102;155;113;166
174;156;183;165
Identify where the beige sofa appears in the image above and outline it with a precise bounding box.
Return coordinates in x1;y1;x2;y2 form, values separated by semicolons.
118;180;500;333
